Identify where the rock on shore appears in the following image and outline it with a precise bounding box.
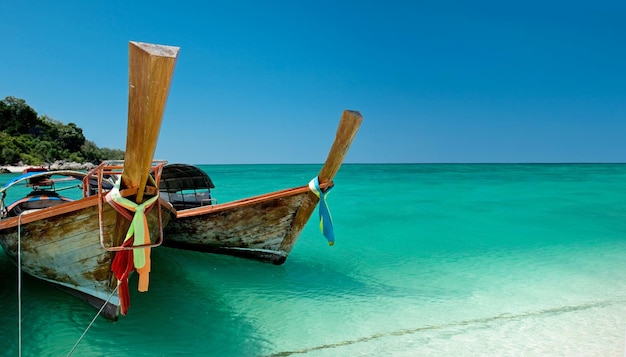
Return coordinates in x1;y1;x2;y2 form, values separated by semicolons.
0;160;96;173
48;160;96;171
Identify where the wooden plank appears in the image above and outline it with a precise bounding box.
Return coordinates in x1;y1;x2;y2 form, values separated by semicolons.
166;193;308;245
164;192;310;263
0;203;167;299
174;182;331;218
0;195;99;228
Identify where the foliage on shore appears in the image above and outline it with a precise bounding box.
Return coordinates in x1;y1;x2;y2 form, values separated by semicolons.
0;96;124;165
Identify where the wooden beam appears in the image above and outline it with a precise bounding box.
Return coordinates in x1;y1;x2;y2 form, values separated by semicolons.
318;110;363;184
279;110;362;253
123;41;179;203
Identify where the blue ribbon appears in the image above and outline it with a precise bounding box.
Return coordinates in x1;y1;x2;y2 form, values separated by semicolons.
309;176;335;245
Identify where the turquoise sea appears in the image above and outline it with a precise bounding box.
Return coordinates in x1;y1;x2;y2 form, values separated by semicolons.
1;164;625;356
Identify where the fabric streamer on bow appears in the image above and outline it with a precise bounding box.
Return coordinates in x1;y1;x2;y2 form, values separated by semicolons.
308;176;335;245
106;179;159;315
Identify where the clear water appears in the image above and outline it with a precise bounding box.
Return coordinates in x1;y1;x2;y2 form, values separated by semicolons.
1;164;625;356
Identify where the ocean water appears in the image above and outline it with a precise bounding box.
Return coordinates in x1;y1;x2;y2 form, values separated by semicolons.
1;164;625;356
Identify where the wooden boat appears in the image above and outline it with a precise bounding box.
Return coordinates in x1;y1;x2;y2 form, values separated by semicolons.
159;110;362;264
0;41;179;320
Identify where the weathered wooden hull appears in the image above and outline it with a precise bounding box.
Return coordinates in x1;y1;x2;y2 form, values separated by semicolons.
163;185;317;264
0;197;173;320
0;41;179;321
162;110;363;265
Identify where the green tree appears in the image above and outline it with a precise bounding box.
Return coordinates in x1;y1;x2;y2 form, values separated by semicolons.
39;115;61;141
57;122;86;153
32;140;62;163
68;152;84;162
81;140;103;163
0;132;20;164
13;135;33;159
0;96;39;135
0;96;125;165
99;147;125;160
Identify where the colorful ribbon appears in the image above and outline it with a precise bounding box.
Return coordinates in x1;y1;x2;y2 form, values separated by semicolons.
106;179;158;315
309;176;335;246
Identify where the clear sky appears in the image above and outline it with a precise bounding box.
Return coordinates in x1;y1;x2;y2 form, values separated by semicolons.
1;1;624;164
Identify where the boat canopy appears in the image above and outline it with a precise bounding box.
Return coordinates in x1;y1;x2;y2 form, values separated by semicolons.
160;164;215;192
159;164;216;210
0;170;87;194
0;170;88;218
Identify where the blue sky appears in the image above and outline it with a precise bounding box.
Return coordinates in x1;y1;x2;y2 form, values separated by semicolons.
1;1;624;164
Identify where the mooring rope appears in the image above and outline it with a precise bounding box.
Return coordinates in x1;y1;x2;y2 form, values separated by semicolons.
17;213;23;357
66;283;120;357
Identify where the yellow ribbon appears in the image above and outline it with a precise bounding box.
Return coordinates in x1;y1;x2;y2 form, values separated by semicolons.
106;180;158;291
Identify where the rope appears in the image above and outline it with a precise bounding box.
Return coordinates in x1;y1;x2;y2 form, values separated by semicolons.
66;284;120;357
105;177;160;315
17;213;23;357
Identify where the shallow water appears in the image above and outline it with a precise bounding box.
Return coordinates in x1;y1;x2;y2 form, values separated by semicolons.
1;164;625;356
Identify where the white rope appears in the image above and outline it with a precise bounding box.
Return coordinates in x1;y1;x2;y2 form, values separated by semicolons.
66;283;120;357
17;213;23;357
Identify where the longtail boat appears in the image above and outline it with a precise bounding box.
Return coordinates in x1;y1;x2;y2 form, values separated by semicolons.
159;110;362;264
0;41;179;320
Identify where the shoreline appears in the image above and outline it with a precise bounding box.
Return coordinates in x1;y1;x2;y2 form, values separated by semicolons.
0;161;96;174
0;165;30;173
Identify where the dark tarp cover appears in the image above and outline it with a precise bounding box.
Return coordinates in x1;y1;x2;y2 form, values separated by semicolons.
159;164;215;193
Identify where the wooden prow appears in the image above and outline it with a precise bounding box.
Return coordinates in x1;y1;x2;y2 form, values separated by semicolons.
122;41;179;202
317;110;363;184
278;110;362;257
108;41;179;307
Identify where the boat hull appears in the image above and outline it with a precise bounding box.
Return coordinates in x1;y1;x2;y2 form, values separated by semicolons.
0;198;173;320
163;187;316;264
162;110;363;265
